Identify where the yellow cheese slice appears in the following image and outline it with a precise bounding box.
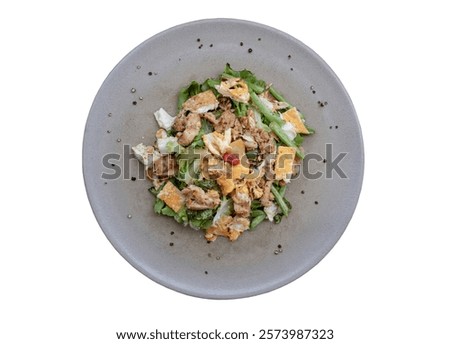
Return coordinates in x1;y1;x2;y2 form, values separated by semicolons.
231;163;250;180
282;107;309;134
275;146;296;180
157;181;185;212
217;175;235;196
229;139;246;160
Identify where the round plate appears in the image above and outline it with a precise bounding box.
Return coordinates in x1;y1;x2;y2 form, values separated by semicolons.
83;18;364;299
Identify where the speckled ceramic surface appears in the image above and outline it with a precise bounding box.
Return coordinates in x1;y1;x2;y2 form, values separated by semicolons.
83;19;364;299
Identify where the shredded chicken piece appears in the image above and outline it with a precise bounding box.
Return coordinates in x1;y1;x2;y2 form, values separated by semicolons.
205;215;249;242
228;231;241;241
201;155;223;179
232;184;251;217
214;110;236;133
218;96;232;111
251;127;276;154
181;185;221;210
231;119;243;141
239;109;256;129
246;179;264;199
172;114;186;132
210;109;243;140
229;217;250;239
152;154;177;178
151;176;166;190
178;112;201;146
260;180;274;207
146;168;167;190
205;215;233;242
201;112;217;126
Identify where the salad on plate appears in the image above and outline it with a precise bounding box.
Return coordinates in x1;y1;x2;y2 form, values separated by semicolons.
133;64;313;242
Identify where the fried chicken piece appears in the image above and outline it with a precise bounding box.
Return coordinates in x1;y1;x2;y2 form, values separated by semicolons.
205;216;250;242
228;217;250;240
181;185;220;210
182;90;219;114
214;110;236;133
205;215;233;242
260;180;274;207
152;154;177;178
177;112;201;146
232;184;251;218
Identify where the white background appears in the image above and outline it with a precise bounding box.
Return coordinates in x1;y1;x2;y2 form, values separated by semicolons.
1;1;449;343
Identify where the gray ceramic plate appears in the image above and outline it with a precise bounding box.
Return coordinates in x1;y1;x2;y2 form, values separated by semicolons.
83;19;364;299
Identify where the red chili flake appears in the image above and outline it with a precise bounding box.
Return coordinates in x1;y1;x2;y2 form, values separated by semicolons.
223;153;240;166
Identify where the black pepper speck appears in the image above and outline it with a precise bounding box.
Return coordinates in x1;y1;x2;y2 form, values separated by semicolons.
314;201;319;205
132;101;137;105
131;177;136;181
240;42;244;46
301;190;305;194
197;38;200;42
169;242;174;246
288;54;292;59
148;71;153;76
248;48;253;53
209;43;213;47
